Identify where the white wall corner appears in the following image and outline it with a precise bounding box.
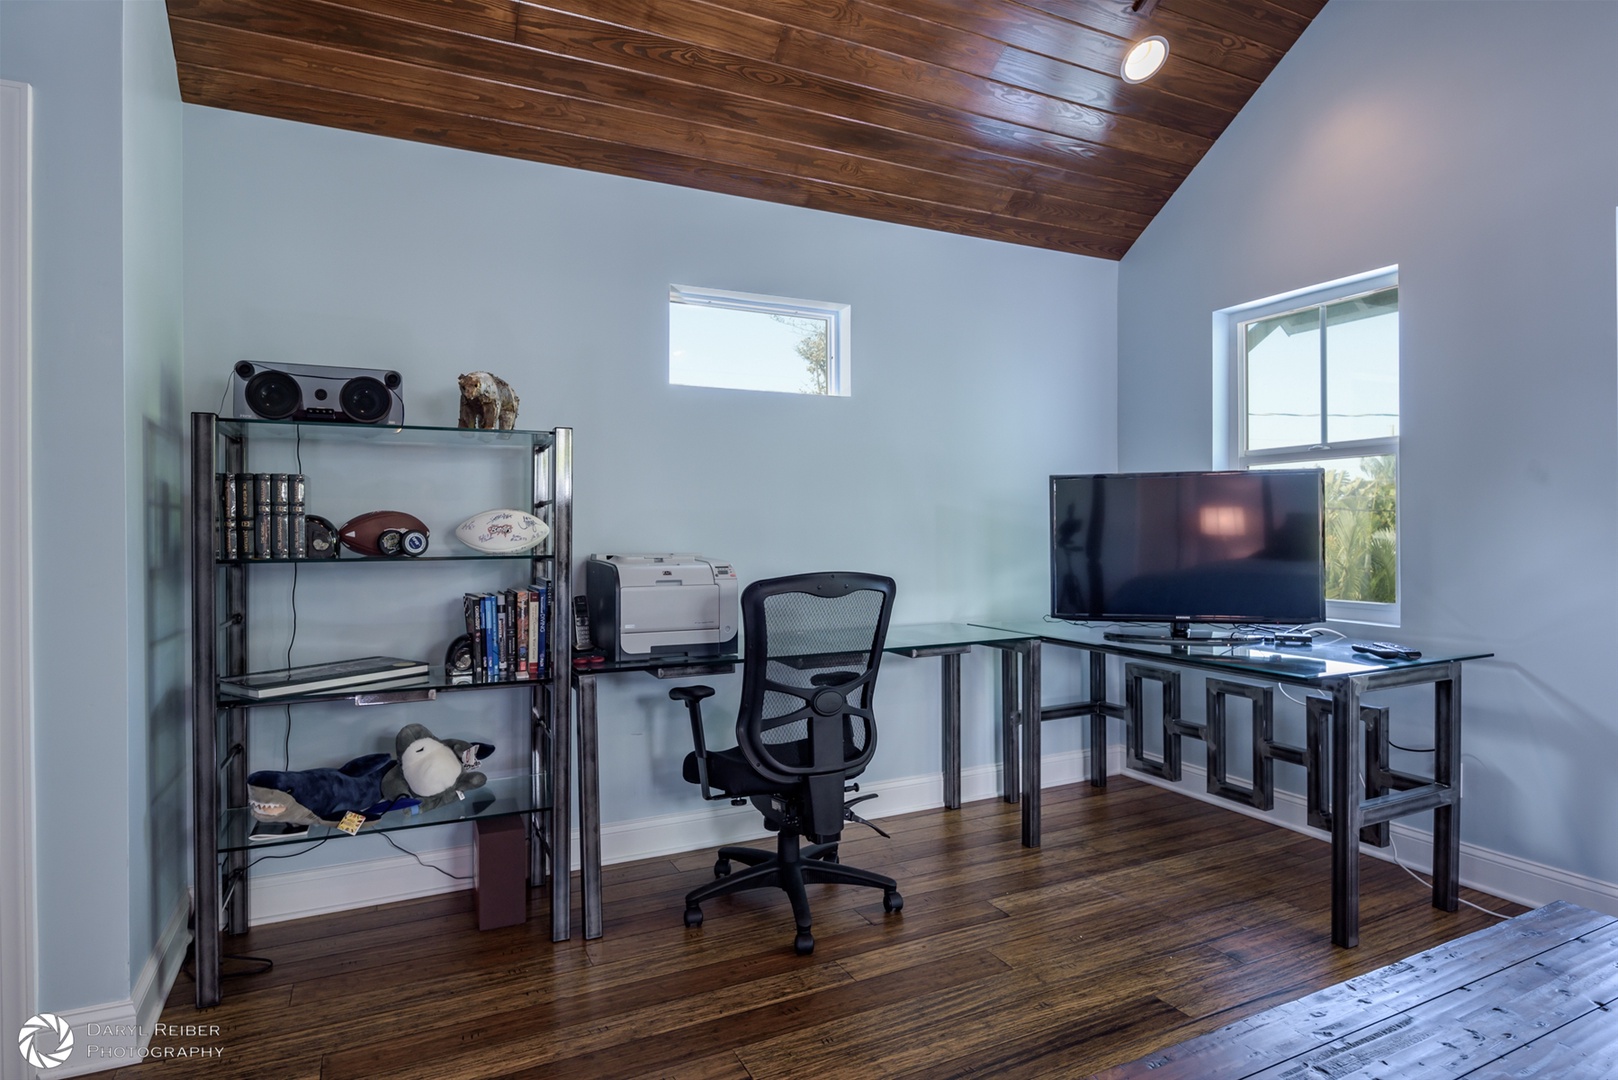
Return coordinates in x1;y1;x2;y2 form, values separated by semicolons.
133;896;191;1040
25;893;190;1077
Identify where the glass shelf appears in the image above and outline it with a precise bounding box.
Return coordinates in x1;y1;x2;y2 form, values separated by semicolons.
216;665;552;708
218;773;545;853
215;415;556;451
972;618;1493;684
217;550;555;566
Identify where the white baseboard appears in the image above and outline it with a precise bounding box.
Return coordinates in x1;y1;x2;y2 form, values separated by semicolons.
248;843;473;926
40;893;192;1076
1120;762;1618;917
133;897;191;1041
242;749;1105;923
593;751;1103;865
241;744;1615;934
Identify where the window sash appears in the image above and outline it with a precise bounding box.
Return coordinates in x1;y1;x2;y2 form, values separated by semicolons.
1237;284;1398;459
1222;268;1400;625
1240;435;1399;469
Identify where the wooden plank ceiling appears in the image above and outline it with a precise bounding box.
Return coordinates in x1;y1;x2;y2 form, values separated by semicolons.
166;0;1323;260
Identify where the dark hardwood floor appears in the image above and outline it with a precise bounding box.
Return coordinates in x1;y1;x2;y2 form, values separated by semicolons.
123;777;1525;1079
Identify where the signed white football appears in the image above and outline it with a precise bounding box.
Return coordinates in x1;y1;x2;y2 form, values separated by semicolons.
455;509;550;553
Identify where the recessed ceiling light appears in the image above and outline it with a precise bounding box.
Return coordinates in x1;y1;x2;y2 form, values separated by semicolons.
1121;36;1169;83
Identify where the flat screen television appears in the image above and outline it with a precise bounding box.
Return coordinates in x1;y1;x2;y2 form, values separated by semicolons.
1050;470;1325;640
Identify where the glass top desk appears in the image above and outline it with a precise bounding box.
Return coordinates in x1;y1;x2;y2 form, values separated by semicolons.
973;618;1493;948
570;623;1036;940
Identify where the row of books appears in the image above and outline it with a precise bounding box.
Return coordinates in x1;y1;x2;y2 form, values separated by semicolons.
217;472;309;560
460;582;548;684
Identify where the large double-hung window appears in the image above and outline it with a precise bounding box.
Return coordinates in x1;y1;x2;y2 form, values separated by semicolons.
1226;267;1400;624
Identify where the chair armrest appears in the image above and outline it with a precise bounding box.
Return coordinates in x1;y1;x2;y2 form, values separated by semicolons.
670;685;719;800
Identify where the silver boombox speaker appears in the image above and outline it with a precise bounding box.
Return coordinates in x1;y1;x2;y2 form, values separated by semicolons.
230;361;405;425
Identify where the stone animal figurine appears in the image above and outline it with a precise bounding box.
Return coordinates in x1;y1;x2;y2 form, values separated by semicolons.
457;371;520;430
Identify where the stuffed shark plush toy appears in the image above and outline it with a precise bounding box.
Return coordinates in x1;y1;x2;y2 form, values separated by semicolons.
248;723;492;828
380;723;491;813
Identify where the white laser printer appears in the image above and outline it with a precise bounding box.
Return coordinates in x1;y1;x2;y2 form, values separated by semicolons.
585;554;739;660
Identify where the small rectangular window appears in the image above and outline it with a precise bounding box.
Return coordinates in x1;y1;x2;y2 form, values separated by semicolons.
669;285;850;396
1222;268;1400;624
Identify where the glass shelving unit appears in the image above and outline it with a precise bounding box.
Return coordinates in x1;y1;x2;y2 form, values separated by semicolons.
189;413;573;1007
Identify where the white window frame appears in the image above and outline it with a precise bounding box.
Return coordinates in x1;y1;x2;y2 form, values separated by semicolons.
1215;266;1400;626
668;284;851;396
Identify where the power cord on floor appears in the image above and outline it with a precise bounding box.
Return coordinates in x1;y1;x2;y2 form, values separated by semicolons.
201;827;470;985
380;831;472;881
1388;832;1512;920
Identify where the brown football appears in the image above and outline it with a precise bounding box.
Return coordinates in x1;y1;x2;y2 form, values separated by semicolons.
337;510;431;557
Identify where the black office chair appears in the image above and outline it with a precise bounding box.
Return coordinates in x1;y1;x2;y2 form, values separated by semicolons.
671;572;902;955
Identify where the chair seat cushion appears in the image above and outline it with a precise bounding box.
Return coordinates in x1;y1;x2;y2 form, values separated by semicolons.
684;728;868;797
683;747;778;797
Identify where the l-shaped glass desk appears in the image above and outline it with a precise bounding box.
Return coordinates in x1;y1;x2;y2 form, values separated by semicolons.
571;620;1491;949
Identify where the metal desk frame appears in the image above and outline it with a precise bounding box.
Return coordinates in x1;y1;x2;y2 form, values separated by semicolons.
985;622;1488;948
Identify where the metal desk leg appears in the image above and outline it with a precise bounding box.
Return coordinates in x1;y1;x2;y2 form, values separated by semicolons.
1020;639;1043;848
941;652;962;810
1000;648;1020;803
576;672;602;940
1330;676;1365;947
549;673;576;942
1432;665;1462;913
1089;651;1108;788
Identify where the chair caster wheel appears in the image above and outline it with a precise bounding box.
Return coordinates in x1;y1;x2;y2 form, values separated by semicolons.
684;905;704;928
794;929;815;955
714;858;731;879
883;890;903;913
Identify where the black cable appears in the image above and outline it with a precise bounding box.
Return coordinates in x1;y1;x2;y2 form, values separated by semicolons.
220;954;274;977
285;428;303;670
238;835;331;872
287;562;299;663
1388;740;1435;753
282;425;304;769
381;832;472;881
183;948;273;982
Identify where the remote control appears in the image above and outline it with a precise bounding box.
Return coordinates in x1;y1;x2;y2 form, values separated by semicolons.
1372;641;1422;658
1352;641;1422;660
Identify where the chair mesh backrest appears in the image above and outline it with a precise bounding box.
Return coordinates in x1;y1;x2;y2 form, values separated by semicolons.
737;574;895;783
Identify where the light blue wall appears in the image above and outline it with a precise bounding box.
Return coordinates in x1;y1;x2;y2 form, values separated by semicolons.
1118;1;1618;891
2;0;126;1011
121;0;186;988
181;107;1117;874
2;0;132;1010
0;0;184;1017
